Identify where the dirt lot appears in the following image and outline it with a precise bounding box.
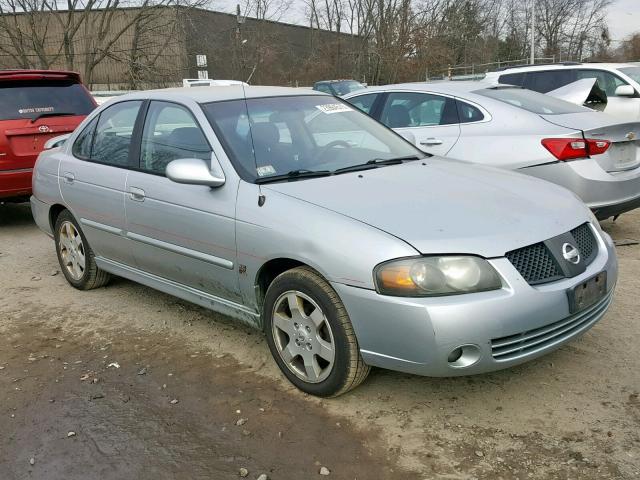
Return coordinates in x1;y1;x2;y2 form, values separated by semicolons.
1;202;639;480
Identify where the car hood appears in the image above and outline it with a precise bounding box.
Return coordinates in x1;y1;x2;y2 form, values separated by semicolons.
264;159;590;258
546;78;607;111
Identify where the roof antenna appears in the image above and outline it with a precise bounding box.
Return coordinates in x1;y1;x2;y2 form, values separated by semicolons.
240;82;265;207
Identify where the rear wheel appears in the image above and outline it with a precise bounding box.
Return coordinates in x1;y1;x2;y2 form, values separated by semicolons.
263;266;370;397
54;210;110;290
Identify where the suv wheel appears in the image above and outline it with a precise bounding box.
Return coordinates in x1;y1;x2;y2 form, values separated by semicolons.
263;266;370;397
54;210;110;290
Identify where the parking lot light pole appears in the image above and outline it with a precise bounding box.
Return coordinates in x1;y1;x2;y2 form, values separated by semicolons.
530;0;535;65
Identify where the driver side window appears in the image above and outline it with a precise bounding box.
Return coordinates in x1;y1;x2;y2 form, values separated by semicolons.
140;101;211;175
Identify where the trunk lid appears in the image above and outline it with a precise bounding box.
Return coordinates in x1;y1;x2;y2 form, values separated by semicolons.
540;113;640;172
1;117;83;171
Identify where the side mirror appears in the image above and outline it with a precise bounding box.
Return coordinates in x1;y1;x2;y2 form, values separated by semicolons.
614;85;636;97
166;156;225;187
399;131;416;144
44;134;71;150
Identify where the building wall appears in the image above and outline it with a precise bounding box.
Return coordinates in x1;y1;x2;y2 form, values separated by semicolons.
181;10;364;86
0;7;363;88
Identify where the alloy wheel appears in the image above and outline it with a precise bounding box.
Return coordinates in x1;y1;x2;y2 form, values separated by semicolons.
271;290;335;383
58;221;86;281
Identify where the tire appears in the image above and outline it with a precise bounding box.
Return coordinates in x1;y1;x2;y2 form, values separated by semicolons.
263;266;370;397
54;210;110;290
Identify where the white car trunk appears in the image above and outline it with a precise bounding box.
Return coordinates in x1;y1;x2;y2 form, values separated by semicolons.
540;113;640;172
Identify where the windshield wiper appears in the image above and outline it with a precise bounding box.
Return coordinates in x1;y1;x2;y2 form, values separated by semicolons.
333;155;422;175
255;169;332;184
30;112;76;123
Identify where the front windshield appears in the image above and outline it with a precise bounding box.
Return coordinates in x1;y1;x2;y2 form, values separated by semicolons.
619;67;640;85
202;95;423;182
333;81;366;96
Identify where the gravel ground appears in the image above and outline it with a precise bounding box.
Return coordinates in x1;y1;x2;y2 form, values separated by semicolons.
0;202;639;479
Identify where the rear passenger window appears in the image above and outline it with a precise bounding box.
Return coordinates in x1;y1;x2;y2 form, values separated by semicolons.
498;73;525;87
91;101;142;167
140;101;210;174
72;117;98;159
457;101;484;123
381;92;459;128
346;94;379;115
523;70;575;93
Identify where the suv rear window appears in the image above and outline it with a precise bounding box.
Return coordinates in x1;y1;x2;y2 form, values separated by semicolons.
0;80;95;121
476;87;588;115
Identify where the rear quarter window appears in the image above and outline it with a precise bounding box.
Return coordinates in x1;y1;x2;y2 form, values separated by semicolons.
498;72;525;87
522;70;575;93
0;80;95;121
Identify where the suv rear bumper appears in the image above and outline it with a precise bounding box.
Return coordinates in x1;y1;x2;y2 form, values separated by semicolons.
0;168;32;200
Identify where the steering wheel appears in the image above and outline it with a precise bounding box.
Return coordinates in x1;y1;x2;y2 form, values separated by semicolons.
312;140;352;163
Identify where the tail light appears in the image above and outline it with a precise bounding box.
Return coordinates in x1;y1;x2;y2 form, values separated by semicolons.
542;138;610;161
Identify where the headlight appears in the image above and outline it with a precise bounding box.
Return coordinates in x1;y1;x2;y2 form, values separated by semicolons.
374;256;502;297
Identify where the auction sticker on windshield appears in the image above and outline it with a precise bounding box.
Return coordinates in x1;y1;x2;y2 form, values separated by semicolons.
316;104;353;114
257;165;277;177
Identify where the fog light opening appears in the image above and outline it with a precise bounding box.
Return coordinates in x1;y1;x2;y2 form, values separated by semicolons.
447;344;481;368
447;348;463;363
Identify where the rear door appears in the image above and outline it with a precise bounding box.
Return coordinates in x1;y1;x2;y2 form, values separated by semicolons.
378;91;460;156
59;100;143;267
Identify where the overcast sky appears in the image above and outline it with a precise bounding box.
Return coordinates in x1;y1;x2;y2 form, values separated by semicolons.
217;0;640;43
607;0;640;42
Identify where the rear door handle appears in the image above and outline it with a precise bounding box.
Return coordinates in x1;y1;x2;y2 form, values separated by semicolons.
420;138;444;146
63;172;75;184
129;187;146;202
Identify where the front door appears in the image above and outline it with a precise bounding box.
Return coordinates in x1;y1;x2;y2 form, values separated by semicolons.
378;91;461;156
125;100;242;303
59;101;143;266
576;69;640;121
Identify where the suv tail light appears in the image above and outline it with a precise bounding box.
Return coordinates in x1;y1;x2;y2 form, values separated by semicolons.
542;138;611;161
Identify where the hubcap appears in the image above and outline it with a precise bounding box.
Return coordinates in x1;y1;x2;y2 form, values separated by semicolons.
271;290;335;383
58;221;86;281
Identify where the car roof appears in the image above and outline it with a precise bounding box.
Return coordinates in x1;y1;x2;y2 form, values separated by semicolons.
344;80;500;96
486;62;639;75
315;80;361;84
0;69;82;83
116;85;328;104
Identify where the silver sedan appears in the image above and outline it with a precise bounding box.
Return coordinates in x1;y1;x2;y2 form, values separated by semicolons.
31;86;617;396
344;82;640;220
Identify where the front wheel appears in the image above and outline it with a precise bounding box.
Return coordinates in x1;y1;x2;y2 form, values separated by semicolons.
54;210;110;290
263;266;370;397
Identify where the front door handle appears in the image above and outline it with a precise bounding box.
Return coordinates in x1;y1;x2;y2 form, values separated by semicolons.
420;138;444;146
63;172;75;184
129;187;146;202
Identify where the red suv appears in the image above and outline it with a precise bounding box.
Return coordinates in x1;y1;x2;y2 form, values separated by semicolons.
0;70;96;202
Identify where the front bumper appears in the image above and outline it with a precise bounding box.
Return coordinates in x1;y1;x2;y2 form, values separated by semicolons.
332;225;617;377
522;160;640;219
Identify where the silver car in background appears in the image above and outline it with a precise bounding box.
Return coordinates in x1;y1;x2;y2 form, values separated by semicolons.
344;82;640;220
31;86;617;396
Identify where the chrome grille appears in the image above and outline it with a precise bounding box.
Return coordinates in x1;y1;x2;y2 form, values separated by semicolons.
491;289;613;361
505;242;562;285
